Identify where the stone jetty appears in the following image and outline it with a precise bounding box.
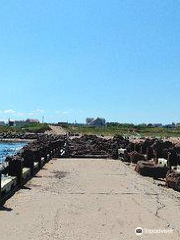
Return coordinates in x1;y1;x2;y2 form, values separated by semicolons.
1;134;180;205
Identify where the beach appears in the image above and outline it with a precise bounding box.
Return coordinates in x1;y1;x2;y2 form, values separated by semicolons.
0;158;179;240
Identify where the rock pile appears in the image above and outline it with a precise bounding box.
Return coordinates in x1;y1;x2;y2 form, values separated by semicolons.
135;161;168;179
0;134;68;204
166;171;180;191
66;135;114;158
129;151;145;164
66;135;129;159
2;134;66;181
0;133;41;140
120;138;180;191
3;132;180;201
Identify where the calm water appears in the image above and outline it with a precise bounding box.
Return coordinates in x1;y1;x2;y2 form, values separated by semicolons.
0;142;26;163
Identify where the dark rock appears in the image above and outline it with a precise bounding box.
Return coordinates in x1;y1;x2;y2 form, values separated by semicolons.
135;161;168;179
166;171;180;191
129;151;145;164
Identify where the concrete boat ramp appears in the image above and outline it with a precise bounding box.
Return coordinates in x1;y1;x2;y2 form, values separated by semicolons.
0;158;180;240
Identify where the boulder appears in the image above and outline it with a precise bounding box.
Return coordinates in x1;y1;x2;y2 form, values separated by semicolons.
166;171;180;191
135;161;168;179
129;151;145;164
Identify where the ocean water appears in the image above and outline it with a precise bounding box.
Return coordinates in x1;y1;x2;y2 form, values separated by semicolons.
0;142;27;163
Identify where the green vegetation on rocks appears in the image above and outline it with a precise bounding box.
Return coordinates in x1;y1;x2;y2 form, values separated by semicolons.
0;123;50;134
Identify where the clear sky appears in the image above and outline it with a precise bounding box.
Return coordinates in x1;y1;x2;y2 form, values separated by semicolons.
0;0;180;124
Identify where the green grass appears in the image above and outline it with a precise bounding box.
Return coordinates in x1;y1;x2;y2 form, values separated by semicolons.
0;125;18;133
0;123;50;134
2;123;180;137
64;125;180;138
21;123;51;133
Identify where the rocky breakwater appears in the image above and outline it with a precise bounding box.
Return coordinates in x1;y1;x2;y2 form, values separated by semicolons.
118;137;180;191
65;134;129;159
0;134;66;204
3;133;180;203
0;132;41;141
0;134;130;204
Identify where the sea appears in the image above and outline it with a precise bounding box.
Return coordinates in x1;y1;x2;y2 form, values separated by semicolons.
0;142;27;164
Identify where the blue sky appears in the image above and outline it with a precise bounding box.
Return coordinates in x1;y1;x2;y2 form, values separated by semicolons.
0;0;180;124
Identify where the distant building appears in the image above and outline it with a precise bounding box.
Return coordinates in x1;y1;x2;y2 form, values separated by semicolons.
176;123;180;128
164;124;174;129
26;119;39;123
86;117;106;127
8;119;15;126
0;121;6;126
153;123;163;128
86;118;94;124
172;122;176;127
14;120;26;127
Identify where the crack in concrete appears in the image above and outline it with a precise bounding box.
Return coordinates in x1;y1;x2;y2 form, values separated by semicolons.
155;194;165;218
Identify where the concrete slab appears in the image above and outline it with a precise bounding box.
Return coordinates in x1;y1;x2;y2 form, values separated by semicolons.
0;158;180;240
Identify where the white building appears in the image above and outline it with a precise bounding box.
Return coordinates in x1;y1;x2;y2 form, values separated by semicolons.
86;117;106;127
